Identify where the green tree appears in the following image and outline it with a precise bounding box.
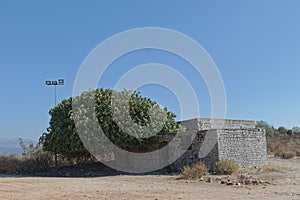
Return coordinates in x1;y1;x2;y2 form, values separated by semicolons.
39;98;88;165
39;88;184;163
292;126;300;134
277;126;288;134
256;120;275;135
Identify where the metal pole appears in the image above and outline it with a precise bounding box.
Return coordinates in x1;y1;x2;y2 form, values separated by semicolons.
54;84;57;106
53;84;57;167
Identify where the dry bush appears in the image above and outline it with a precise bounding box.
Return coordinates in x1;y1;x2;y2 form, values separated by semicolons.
267;134;300;158
214;160;239;175
296;150;300;157
282;151;296;159
0;151;51;175
0;155;19;174
273;146;287;157
180;162;208;180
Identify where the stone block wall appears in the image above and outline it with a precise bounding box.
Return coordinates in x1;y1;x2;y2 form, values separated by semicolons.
217;128;267;168
112;118;267;173
160;131;209;173
180;118;256;131
159;118;267;173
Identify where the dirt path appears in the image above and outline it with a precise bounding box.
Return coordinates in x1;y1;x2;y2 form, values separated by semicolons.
0;157;299;200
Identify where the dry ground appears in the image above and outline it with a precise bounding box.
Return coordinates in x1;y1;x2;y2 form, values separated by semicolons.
0;157;299;200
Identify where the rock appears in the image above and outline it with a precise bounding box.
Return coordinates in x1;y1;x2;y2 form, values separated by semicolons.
227;182;234;186
260;180;270;184
244;180;252;185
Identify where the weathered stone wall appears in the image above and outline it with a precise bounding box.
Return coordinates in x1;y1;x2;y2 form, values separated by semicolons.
159;130;219;172
159;119;267;172
217;128;267;168
161;131;208;173
113;118;267;173
180;118;256;131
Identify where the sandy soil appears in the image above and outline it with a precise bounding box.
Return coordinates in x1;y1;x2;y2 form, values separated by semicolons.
0;157;299;200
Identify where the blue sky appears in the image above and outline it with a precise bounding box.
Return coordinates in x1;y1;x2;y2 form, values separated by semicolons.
0;0;300;140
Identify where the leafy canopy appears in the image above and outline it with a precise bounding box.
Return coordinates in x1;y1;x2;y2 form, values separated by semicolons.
39;88;184;161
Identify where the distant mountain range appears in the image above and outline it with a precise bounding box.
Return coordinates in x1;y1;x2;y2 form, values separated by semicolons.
0;137;36;155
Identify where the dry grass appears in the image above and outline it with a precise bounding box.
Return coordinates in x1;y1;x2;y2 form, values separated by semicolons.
281;151;297;159
258;163;284;172
0;151;51;175
267;134;300;158
180;162;209;180
239;163;284;175
214;160;239;175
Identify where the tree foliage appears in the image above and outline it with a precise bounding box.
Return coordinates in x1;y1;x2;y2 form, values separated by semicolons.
278;126;288;134
256;120;276;135
39;98;88;162
39;88;184;161
256;120;296;136
292;126;300;134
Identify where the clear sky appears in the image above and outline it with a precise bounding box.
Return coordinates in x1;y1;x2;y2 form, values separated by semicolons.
0;0;299;140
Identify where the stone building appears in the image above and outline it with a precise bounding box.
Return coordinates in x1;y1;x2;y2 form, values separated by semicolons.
160;118;267;172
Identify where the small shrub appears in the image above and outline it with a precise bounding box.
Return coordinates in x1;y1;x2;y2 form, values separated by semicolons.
282;151;296;159
214;160;239;175
181;162;208;180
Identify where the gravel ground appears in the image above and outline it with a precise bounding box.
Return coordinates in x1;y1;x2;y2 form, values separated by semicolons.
0;157;299;200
